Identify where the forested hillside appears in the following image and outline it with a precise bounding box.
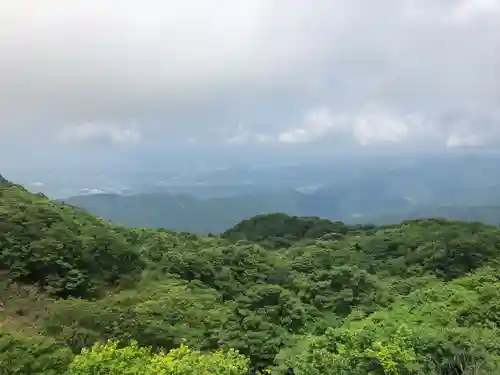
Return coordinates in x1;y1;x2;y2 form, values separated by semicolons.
3;174;500;374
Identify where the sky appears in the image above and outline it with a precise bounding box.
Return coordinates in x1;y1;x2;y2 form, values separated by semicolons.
0;0;499;173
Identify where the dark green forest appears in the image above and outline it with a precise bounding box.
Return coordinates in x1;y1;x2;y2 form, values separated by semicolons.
2;174;500;374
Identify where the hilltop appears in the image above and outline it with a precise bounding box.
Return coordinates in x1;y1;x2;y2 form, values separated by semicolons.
2;176;500;374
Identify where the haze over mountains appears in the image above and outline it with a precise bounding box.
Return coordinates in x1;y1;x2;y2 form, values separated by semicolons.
32;152;496;233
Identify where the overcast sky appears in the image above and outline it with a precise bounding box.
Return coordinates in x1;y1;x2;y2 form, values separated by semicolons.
0;0;499;172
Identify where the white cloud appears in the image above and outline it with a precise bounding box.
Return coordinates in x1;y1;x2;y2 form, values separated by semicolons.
278;107;340;144
278;128;309;144
276;105;499;148
446;133;484;148
56;123;141;144
352;109;411;146
278;106;420;145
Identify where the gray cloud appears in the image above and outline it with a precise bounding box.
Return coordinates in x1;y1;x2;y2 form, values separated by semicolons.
0;0;499;155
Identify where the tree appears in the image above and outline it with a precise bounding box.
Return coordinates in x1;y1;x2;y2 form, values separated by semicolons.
67;340;251;375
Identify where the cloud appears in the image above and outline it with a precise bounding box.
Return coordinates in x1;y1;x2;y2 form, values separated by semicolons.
444;0;500;25
226;124;249;145
278;108;340;144
0;0;340;130
278;106;419;145
446;133;484;148
351;108;415;146
277;105;500;148
226;123;274;145
56;123;141;144
0;0;499;161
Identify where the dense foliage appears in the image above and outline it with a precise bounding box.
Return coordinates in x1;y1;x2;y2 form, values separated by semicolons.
67;340;252;375
0;178;144;298
0;330;73;375
222;213;356;248
2;175;500;374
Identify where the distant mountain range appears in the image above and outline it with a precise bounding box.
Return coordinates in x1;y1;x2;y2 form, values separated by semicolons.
48;153;500;233
61;188;500;234
60;190;307;233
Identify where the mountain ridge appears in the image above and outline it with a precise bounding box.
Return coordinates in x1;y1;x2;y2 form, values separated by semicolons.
61;187;500;233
